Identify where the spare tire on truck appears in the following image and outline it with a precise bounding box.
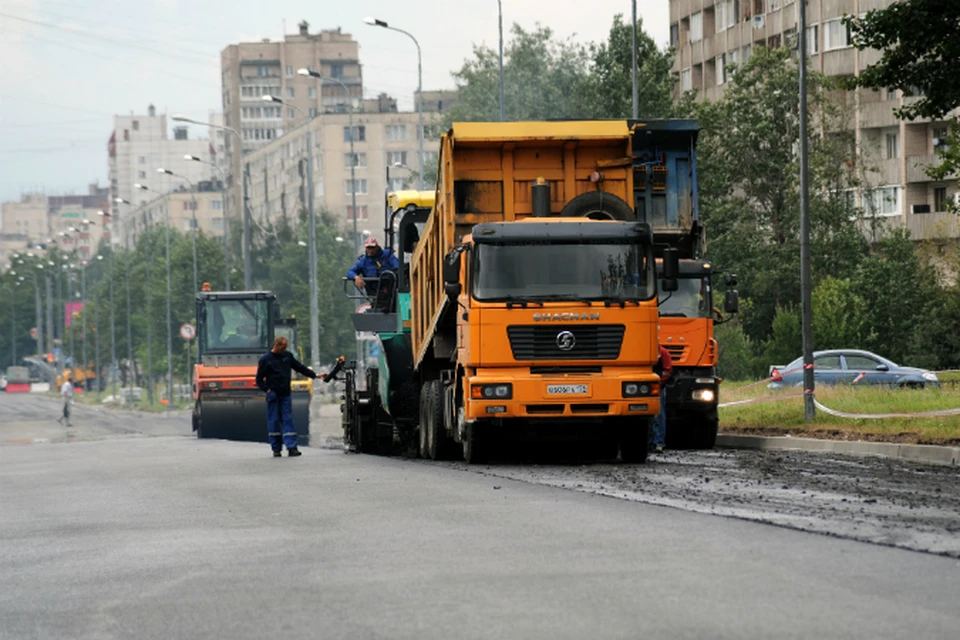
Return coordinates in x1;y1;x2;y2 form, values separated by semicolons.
559;191;635;221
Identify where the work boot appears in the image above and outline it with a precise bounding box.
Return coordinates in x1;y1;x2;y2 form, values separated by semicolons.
273;451;283;458
288;448;302;457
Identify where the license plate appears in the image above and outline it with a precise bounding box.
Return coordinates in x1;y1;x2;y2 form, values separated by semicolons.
547;384;588;395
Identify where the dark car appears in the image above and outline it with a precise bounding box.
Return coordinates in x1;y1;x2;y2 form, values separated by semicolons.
768;349;940;389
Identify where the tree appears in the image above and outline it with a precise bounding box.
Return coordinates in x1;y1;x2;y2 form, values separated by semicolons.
846;2;960;190
582;14;675;119
694;47;867;343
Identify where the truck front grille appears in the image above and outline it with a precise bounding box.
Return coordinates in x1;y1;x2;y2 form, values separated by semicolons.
507;325;625;360
664;344;688;362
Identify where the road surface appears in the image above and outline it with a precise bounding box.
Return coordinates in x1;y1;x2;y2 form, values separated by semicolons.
2;393;958;639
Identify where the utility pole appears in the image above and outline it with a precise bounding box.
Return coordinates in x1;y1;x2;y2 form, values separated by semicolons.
799;0;815;420
243;163;252;290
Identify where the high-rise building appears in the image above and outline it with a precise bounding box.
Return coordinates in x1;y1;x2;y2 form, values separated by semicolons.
669;0;960;240
220;23;363;223
108;104;214;246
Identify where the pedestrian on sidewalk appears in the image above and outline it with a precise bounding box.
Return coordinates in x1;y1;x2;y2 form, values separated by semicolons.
255;336;319;457
58;377;74;427
649;345;673;453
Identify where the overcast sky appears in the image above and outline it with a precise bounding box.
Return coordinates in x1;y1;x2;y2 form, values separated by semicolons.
0;0;670;204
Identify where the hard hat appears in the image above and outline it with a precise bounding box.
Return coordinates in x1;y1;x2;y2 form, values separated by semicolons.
364;236;379;248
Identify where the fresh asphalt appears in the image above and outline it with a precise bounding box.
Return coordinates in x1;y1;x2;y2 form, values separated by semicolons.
1;393;958;639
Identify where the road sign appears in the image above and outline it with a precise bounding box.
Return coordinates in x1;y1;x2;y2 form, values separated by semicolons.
179;323;196;341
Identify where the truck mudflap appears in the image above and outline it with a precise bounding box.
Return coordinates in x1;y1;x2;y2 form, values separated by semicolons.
664;368;719;449
462;371;660;422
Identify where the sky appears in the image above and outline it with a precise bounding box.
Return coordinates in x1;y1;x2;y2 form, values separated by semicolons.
0;0;670;205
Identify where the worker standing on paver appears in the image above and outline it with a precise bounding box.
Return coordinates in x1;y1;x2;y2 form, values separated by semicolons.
255;336;319;457
57;377;74;427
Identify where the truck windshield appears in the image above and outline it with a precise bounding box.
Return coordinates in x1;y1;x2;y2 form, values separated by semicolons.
658;276;711;318
472;240;655;302
204;299;271;351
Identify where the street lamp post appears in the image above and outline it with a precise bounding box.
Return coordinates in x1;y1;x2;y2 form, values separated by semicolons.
498;0;505;121
96;211;117;397
142;179;174;409
159;169;199;298
172;115;248;291
94;256;102;401
80;260;88;391
3;282;14;367
631;0;639;119
114;198;137;392
364;17;424;190
185;155;230;290
264;94;321;371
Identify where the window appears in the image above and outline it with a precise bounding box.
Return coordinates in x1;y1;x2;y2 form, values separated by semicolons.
123;129;129;141
885;132;899;159
886;87;898;101
933;126;949;149
865;186;900;216
387;151;408;166
824;18;851;51
813;355;841;369
287;87;294;98
308;87;317;99
385;124;407;141
138;171;146;179
670;23;679;47
806;25;819;55
309;107;318;117
422;151;438;165
843;354;881;370
344;152;367;168
769;0;781;10
717;54;726;85
344;125;366;142
346;205;368;221
138;156;146;164
211;200;223;211
716;0;737;32
345;179;368;195
132;120;139;131
681;68;692;92
331;63;344;78
690;12;702;43
389;177;406;191
934;187;947;212
288;108;295;119
285;65;293;77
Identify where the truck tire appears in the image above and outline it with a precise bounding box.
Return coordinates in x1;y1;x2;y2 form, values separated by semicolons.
618;418;649;463
462;420;488;465
418;392;429;458
559;191;636;221
426;380;458;460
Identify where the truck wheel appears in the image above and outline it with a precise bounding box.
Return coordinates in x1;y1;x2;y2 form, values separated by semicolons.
669;411;718;450
462;421;488;465
559;191;635;221
418;392;429;459
618;418;649;463
427;380;458;460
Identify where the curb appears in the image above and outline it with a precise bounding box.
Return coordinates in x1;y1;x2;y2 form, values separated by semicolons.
715;434;960;466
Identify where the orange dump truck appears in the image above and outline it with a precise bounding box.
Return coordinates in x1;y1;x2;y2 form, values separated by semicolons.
410;121;676;463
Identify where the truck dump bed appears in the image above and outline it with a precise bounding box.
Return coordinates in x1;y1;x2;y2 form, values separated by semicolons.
410;121;636;370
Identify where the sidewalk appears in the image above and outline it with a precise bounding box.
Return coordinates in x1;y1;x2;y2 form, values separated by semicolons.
716;433;960;466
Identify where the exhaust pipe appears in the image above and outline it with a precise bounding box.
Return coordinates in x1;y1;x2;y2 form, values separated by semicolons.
531;177;550;217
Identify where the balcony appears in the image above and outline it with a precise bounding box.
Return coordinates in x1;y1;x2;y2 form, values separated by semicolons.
904;211;960;241
859;101;899;130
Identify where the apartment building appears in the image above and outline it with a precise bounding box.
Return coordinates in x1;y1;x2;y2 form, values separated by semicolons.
669;0;960;241
243;107;439;245
107;105;214;244
220;23;363;221
125;181;226;247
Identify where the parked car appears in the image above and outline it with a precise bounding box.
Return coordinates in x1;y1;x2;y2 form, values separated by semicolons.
768;349;940;389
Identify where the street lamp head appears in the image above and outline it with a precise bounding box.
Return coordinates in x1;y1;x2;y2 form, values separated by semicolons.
171;114;192;123
134;183;148;191
48;261;55;266
364;16;388;27
185;155;200;161
297;240;308;247
96;210;108;217
96;255;104;261
335;236;344;243
158;168;173;175
263;95;283;104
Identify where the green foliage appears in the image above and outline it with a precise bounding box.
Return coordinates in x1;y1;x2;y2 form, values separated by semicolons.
444;17;675;125
714;321;761;380
811;277;866;350
761;305;802;369
695;47;866;343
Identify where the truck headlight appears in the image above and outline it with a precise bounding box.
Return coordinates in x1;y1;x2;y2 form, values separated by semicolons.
692;388;716;403
471;384;513;400
622;382;654;398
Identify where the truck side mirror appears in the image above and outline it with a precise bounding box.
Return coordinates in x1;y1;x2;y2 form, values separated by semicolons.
443;246;463;284
724;290;739;314
662;247;679;280
445;282;462;300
